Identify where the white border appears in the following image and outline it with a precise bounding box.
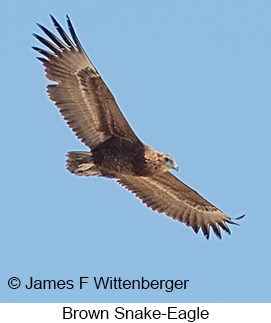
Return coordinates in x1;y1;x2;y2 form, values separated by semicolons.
1;303;270;322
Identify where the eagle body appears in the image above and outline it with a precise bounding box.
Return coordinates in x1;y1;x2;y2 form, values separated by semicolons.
92;138;146;177
67;141;175;178
33;15;244;239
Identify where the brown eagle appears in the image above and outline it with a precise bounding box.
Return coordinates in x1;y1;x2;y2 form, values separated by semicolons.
33;15;244;239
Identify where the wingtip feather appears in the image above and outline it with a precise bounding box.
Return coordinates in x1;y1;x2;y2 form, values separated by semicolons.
235;214;246;220
49;14;58;27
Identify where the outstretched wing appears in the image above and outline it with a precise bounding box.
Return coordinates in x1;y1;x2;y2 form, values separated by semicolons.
118;172;243;239
33;15;139;149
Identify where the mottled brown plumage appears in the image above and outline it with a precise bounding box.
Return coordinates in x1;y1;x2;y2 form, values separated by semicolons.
33;15;244;239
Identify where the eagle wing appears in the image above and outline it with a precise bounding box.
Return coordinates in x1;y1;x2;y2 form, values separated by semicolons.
118;172;242;239
33;15;138;149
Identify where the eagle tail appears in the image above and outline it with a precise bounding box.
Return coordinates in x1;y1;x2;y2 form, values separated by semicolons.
66;151;99;176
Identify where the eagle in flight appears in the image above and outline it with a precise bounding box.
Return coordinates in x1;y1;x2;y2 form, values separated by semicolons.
33;15;244;239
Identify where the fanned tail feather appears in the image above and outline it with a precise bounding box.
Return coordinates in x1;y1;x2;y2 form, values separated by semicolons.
66;151;99;176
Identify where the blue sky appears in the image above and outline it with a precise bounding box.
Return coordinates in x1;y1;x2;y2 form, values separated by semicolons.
1;0;270;303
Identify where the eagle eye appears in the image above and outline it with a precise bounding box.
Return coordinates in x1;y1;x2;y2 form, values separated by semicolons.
164;157;170;163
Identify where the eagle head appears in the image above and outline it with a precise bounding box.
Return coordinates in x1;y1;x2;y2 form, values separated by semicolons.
163;154;179;171
143;145;178;174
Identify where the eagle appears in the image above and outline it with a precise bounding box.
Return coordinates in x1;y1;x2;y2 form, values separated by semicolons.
33;15;244;239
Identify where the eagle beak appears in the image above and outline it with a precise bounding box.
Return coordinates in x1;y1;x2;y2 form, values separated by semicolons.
173;162;179;171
